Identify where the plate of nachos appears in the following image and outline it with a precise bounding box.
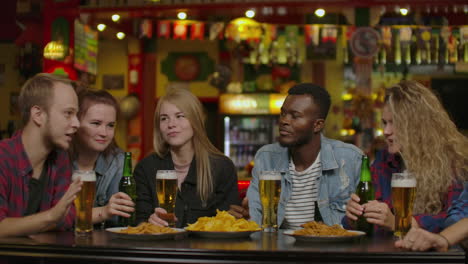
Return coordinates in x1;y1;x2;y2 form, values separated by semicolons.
283;221;365;242
106;222;186;240
185;210;261;238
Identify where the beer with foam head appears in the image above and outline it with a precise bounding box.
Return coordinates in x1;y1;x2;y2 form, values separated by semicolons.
156;170;177;227
259;171;282;232
73;170;96;236
391;172;416;238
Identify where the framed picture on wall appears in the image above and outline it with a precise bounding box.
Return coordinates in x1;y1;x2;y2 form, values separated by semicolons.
103;74;124;90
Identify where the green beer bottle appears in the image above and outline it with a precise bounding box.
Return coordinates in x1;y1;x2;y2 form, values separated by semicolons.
119;152;137;227
355;155;374;236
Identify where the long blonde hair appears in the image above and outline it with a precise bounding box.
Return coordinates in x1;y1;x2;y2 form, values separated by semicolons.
153;88;224;204
385;81;468;214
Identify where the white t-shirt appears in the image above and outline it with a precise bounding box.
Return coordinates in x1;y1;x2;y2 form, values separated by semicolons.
283;152;321;229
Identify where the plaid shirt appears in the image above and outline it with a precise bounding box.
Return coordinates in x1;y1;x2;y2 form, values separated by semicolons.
444;182;468;228
372;149;463;233
0;131;75;230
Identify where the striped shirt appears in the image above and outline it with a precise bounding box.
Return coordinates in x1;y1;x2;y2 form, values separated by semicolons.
284;152;321;229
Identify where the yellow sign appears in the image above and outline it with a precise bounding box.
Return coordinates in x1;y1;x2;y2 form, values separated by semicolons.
225;18;262;41
269;94;286;114
220;93;286;115
43;41;65;60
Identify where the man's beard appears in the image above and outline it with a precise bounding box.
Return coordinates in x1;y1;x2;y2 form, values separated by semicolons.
278;133;311;148
44;120;68;150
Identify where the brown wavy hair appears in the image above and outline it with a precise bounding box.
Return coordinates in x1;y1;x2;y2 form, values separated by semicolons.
70;89;121;159
153;88;224;204
385;81;468;214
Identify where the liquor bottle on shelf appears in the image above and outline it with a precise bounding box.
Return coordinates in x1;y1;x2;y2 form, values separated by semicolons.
247;145;255;166
443;40;449;64
229;123;237;142
404;42;411;65
380;46;387;65
258;121;267;144
464;43;468;63
450;38;458;64
415;44;422;65
394;33;401;65
239;145;247;169
230;147;238;168
433;35;439;64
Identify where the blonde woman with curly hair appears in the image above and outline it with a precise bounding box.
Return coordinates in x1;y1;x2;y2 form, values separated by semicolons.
134;88;239;227
345;80;468;235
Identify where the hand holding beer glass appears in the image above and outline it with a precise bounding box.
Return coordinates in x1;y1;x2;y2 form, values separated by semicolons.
391;172;416;238
155;170;178;227
259;171;282;232
72;170;96;236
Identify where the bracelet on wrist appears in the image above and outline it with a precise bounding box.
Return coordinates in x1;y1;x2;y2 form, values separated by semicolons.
438;234;450;248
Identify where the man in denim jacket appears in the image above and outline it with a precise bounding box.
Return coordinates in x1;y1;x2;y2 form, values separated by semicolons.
246;83;363;228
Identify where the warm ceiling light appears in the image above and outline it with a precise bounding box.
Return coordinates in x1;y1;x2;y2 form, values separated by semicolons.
97;24;106;31
112;14;120;22
177;12;187;20
116;32;125;39
245;9;255;18
380;6;386;15
399;8;409;16
315;8;326;17
277;6;287;16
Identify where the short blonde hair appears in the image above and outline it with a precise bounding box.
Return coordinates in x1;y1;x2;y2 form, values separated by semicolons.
18;73;73;125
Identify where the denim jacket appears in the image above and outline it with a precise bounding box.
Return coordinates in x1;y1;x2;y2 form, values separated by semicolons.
247;134;363;228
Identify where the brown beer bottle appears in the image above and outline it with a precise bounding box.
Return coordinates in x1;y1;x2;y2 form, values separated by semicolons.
119;152;137;227
355;156;374;236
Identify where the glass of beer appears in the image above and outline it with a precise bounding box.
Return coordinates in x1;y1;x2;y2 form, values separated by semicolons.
156;170;178;227
259;171;282;232
72;170;96;237
391;172;417;238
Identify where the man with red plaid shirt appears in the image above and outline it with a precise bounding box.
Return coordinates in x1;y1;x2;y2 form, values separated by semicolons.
0;73;82;237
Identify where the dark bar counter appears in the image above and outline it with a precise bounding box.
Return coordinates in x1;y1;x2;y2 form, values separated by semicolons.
0;230;465;263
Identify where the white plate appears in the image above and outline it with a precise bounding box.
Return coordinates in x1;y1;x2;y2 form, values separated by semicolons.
283;229;366;242
185;229;261;239
106;227;187;240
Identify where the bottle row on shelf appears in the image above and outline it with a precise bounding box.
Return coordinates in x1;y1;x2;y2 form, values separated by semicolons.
229;145;257;170
229;124;271;144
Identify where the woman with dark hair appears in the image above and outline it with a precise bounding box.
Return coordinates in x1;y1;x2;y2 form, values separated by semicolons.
71;89;134;227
